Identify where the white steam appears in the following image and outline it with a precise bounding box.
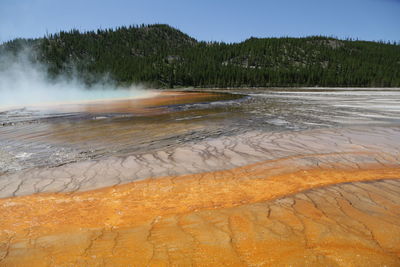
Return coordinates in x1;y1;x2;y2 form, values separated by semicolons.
0;49;149;108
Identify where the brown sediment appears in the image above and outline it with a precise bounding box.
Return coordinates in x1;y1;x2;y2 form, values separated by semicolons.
0;92;400;266
2;126;400;198
1;90;400;265
35;91;235;114
1;160;400;266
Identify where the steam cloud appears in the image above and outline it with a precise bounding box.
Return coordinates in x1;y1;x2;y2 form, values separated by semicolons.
0;48;149;108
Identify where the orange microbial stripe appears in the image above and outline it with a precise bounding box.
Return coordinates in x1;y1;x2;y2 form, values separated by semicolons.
0;163;399;232
1;155;400;266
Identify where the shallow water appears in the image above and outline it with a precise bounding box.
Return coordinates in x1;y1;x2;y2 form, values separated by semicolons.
0;88;399;173
1;88;400;266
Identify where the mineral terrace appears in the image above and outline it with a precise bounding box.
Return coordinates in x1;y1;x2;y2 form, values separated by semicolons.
1;89;400;266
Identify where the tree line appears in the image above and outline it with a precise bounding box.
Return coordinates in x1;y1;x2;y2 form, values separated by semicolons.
1;24;399;88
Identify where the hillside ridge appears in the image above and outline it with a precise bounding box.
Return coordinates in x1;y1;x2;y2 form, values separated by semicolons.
1;24;399;87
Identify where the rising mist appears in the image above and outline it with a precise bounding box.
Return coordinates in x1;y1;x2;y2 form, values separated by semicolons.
0;48;149;108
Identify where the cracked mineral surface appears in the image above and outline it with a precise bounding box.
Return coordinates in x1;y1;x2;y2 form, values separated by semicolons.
1;89;400;266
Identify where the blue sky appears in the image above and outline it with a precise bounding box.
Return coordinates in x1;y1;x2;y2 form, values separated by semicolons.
1;0;399;43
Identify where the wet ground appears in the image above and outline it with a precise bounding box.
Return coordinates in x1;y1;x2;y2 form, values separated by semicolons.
0;88;399;174
0;91;241;173
1;88;400;266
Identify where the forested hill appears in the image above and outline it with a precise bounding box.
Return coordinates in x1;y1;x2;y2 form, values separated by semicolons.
1;24;400;87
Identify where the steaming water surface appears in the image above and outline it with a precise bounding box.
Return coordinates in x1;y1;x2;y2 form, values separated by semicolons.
0;50;151;108
0;88;399;174
0;87;152;109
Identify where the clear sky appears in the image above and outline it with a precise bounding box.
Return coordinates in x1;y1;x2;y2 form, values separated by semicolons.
1;0;399;43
